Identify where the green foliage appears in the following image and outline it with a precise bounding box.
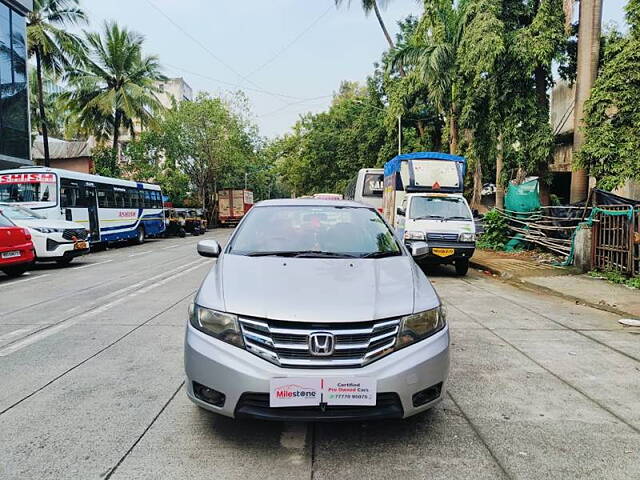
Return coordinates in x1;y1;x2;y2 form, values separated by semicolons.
578;21;640;190
477;209;510;250
63;21;166;147
92;146;120;178
589;270;640;290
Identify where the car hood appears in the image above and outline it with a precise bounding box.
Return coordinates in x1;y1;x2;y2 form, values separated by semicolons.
16;219;86;230
198;254;438;323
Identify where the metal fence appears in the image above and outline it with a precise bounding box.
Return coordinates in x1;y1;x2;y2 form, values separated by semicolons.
591;205;639;276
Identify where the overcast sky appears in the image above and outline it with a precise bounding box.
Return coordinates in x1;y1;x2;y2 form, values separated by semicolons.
81;0;628;139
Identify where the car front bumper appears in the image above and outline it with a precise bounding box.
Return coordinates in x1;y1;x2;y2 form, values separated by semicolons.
408;241;475;263
184;323;450;421
31;233;89;260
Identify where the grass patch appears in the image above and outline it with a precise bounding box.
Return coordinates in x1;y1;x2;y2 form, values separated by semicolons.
589;270;640;289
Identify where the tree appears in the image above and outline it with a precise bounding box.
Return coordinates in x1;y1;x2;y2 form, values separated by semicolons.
64;21;165;151
335;0;396;48
27;0;87;166
578;2;640;190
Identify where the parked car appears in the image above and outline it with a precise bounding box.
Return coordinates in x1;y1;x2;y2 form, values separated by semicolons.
0;203;90;266
0;209;35;277
185;199;449;421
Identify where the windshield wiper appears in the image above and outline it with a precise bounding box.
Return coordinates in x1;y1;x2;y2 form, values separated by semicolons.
360;251;401;258
414;215;444;220
245;250;357;258
445;216;471;221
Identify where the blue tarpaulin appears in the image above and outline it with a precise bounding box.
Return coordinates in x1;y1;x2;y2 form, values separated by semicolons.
384;152;467;177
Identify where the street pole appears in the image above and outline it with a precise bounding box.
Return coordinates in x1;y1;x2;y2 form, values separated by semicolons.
244;172;248;190
570;0;603;203
398;115;402;155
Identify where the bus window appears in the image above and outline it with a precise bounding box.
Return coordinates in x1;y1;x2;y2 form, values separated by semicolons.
143;190;152;209
98;188;115;208
362;173;384;198
114;188;127;209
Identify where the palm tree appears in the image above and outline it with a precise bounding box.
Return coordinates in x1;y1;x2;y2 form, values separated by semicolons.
27;0;87;166
390;0;470;154
335;0;396;48
64;21;166;152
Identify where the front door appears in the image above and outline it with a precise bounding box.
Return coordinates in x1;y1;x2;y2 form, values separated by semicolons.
84;185;100;242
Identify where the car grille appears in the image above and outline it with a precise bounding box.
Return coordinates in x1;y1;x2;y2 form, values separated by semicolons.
426;232;458;242
234;392;404;421
62;229;88;241
238;317;401;368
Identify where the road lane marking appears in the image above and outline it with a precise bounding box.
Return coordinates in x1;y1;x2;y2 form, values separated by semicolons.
0;259;211;357
0;326;42;344
129;250;153;257
162;244;183;250
73;260;114;270
2;273;51;286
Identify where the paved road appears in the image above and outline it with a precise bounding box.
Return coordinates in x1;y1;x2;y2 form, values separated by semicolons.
0;230;639;479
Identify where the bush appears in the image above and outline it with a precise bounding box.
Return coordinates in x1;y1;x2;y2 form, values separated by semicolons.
477;209;510;250
589;270;640;289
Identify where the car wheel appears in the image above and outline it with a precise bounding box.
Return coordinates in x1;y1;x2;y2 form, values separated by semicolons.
135;226;146;245
455;259;469;276
2;266;28;277
179;228;186;238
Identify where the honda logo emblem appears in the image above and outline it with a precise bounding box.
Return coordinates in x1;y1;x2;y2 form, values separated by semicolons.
308;332;335;357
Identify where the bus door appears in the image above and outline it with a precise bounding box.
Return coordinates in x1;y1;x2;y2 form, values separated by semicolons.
83;183;100;242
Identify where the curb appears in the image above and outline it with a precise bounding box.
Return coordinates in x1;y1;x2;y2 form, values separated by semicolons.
469;260;638;319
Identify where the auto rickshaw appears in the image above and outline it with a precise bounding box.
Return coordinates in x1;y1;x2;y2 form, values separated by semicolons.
174;208;207;236
164;208;187;238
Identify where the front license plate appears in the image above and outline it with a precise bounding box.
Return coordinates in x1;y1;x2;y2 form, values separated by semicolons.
1;251;20;259
269;377;377;407
74;241;88;250
432;247;455;258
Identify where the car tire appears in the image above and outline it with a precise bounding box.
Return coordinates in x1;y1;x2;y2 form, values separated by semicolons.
135;226;146;245
455;259;469;276
179;228;186;238
2;265;28;277
56;257;74;266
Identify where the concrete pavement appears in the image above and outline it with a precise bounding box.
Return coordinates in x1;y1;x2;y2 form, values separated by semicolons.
0;233;639;479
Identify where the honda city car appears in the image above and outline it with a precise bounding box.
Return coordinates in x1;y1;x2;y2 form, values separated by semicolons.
185;199;449;421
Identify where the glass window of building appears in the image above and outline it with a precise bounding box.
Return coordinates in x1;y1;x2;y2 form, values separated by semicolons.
0;3;30;162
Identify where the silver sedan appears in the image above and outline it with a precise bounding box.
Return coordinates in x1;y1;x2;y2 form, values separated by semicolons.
184;199;449;421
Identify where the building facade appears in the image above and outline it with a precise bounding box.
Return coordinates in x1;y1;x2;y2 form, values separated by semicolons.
0;0;32;169
156;77;193;109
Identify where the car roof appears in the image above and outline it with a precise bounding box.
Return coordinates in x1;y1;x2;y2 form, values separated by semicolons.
255;198;371;209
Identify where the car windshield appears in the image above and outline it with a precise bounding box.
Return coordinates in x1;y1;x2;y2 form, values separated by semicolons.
409;196;471;221
0;204;45;221
0;213;14;227
229;205;402;258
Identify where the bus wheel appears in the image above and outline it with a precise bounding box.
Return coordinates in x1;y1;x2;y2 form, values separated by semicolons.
135;227;146;245
455;259;469;276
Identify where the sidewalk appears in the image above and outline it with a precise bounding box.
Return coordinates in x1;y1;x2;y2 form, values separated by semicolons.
470;249;640;319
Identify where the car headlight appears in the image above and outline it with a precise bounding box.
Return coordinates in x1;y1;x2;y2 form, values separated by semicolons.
189;304;244;348
404;231;426;241
459;232;476;242
33;227;62;234
397;306;446;348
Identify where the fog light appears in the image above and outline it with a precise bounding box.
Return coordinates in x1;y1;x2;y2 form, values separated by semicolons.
412;382;443;407
193;382;226;407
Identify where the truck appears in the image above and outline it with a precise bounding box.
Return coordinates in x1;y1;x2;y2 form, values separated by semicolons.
344;168;384;212
217;189;254;226
383;152;476;275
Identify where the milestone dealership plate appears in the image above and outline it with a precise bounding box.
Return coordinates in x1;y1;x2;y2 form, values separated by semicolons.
269;377;376;408
74;241;88;250
432;248;455;258
1;251;21;259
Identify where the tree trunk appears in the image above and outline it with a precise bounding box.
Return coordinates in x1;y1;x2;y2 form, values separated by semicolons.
113;110;122;152
471;156;482;210
570;0;603;203
416;120;425;139
373;1;395;49
449;109;458;155
35;47;50;167
495;133;505;210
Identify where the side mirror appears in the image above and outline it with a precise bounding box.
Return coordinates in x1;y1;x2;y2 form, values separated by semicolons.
197;240;221;258
410;241;429;257
397;207;406;217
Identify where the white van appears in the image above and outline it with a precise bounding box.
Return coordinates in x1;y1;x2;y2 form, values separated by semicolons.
397;193;476;275
345;168;384;212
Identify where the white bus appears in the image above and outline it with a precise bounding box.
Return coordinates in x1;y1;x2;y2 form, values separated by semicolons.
0;167;165;244
344;168;384;212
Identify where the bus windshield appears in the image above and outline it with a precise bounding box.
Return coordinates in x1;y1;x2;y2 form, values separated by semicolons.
0;173;58;205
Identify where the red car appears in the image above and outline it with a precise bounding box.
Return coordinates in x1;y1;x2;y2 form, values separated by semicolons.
0;210;35;277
